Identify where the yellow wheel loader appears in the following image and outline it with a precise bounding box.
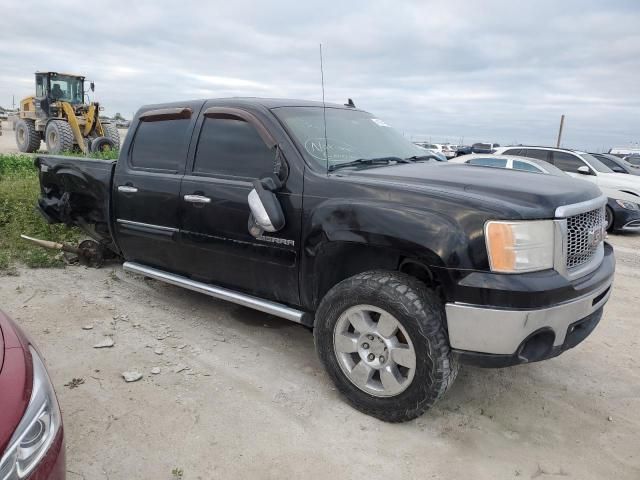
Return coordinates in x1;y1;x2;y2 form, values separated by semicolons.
15;72;119;154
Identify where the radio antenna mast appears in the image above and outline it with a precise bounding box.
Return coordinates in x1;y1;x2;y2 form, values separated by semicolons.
320;43;329;174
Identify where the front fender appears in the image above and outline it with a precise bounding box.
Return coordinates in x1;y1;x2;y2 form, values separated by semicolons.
300;199;487;309
305;199;478;267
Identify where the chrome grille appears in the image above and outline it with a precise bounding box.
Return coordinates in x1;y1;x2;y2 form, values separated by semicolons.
566;207;606;270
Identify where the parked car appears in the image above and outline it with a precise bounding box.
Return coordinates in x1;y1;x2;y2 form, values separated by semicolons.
456;154;640;233
414;142;455;159
32;98;614;422
450;153;556;171
601;188;640;232
413;143;447;161
590;153;640;176
440;144;456;159
499;146;640;197
624;155;640;167
0;310;65;479
455;145;472;156
609;147;640;157
471;142;500;154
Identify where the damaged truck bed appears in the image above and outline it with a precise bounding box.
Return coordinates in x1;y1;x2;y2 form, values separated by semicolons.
36;154;118;253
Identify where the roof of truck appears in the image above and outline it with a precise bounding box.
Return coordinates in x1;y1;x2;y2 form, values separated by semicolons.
139;97;365;112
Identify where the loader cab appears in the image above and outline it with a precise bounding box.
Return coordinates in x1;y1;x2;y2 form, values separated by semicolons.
36;72;85;105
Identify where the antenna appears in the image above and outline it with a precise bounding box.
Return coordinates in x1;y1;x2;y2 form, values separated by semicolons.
320;43;329;174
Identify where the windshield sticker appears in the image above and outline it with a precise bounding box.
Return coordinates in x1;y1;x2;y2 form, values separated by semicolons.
304;138;359;162
371;118;391;127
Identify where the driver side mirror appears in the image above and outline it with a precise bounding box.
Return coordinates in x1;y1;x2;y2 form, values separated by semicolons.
90;82;95;92
247;178;285;237
612;166;625;173
577;166;592;175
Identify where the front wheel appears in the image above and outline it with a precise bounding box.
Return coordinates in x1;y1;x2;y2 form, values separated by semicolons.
605;205;614;232
45;120;74;154
314;271;458;422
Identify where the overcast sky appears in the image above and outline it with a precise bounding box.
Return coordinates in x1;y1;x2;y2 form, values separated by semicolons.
1;0;639;150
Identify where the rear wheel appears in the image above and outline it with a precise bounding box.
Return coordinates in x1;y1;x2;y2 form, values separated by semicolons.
45;120;74;154
314;271;458;422
101;123;120;149
15;119;41;153
605;205;614;232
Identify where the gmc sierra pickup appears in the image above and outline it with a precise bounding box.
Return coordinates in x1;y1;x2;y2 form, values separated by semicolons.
34;98;615;422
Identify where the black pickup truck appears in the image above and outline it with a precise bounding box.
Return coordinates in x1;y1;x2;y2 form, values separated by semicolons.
34;98;615;422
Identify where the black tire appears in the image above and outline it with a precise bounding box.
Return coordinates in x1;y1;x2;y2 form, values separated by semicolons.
45;120;75;154
90;136;117;153
15;119;41;153
314;270;458;422
605;205;614;232
101;123;120;148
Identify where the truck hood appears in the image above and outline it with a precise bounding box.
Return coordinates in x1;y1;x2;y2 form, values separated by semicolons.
339;163;602;219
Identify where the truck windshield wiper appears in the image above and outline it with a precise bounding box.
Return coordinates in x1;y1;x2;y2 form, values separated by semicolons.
329;157;409;172
405;155;437;162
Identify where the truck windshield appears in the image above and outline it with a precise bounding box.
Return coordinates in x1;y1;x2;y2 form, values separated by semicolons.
49;75;84;104
273;107;426;171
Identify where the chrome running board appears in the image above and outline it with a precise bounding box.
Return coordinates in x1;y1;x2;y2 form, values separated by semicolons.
123;261;306;324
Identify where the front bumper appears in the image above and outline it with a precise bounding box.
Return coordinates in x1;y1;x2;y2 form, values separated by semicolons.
444;242;615;367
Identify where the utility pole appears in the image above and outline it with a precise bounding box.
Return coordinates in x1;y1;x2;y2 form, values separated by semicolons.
12;95;15;109
556;114;565;148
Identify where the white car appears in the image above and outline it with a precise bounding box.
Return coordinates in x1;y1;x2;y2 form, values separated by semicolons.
457;154;640;232
414;142;456;159
449;153;559;171
439;144;456;159
497;146;640;197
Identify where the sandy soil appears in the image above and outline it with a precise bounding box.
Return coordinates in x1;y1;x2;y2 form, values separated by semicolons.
0;233;638;480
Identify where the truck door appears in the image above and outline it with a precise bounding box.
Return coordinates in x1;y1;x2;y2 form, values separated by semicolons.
112;104;200;271
178;106;302;306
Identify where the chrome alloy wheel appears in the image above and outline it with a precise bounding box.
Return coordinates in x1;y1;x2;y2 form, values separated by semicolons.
333;305;416;397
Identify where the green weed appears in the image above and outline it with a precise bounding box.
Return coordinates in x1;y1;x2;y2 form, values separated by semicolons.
0;154;83;271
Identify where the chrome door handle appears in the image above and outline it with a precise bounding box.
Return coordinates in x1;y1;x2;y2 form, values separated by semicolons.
118;185;138;193
184;194;211;204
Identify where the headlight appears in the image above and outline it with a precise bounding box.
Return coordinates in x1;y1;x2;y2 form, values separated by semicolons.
615;199;639;210
485;220;555;273
0;347;61;480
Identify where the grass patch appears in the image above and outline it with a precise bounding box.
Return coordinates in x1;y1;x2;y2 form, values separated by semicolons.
0;151;116;271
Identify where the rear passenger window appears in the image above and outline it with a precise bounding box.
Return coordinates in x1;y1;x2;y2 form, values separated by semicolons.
551;152;584;173
193;117;274;179
513;160;541;173
522;149;550;162
468;157;507;168
130;119;191;171
503;148;522;156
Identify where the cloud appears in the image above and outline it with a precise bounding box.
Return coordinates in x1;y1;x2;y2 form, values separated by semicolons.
0;0;638;150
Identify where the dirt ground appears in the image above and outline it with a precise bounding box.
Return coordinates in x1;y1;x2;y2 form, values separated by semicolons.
0;233;637;479
0;121;21;154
